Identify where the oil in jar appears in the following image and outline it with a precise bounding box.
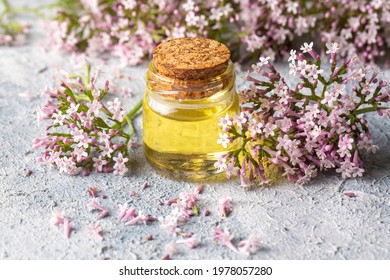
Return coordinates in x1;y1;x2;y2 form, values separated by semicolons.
142;37;240;180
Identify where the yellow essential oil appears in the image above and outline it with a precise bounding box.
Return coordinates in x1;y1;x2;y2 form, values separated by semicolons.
142;38;239;180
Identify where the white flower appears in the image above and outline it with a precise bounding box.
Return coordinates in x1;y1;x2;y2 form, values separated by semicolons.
288;49;296;63
52;112;66;125
300;42;313;53
214;156;227;172
66;103;80;115
257;56;271;68
225;162;239;179
217;133;230;149
182;0;195;12
239;234;261;255
107;97;122;111
326;42;340;54
218;113;233;131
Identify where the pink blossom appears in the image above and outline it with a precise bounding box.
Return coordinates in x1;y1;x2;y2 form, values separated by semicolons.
214;155;227;172
141;181;148;190
326;42;340;54
93;156;108;172
89;222;104;241
51;208;65;225
176;235;200;249
159;215;180;236
89;197;110;219
73;147;88;162
300;42;313;53
87;185;100;197
52;112;66;126
217;133;231;149
225;161;239;179
117;203;129;221
239;234;261;255
124;210;149;226
218;113;233;132
212;226;238;253
89;197;106;212
98;210;110;219
219;198;232;218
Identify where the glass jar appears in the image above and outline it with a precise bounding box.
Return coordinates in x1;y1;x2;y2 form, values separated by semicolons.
143;40;239;181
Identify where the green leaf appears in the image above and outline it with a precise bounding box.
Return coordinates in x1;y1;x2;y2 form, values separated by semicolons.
192;206;199;216
92;117;110;129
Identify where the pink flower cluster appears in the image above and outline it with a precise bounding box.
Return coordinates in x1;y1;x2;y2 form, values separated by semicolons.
158;184;203;236
33;64;142;176
217;41;390;186
213;226;261;255
47;0;390;65
318;0;390;63
51;208;73;239
47;0;234;66
117;202;156;225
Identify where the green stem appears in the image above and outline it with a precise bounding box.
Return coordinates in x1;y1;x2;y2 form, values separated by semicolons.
355;106;389;115
112;99;143;130
124;99;143;121
74;94;90;102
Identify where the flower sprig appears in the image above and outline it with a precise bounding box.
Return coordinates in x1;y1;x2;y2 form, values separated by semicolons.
33;63;142;176
217;41;390;186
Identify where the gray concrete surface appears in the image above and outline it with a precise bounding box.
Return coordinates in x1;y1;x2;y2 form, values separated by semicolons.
0;2;390;260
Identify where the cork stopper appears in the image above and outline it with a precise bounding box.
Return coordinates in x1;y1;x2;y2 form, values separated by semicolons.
153;37;231;81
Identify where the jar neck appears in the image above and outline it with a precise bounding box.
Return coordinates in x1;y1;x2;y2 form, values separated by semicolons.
146;60;236;102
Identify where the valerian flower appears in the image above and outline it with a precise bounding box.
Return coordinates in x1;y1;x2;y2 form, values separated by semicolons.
217;42;389;187
218;198;232;218
33;63;142;176
176;235;200;249
89;221;104;241
159;186;202;236
89;198;110;219
239;234;261;255
212;226;238;253
51;208;73;239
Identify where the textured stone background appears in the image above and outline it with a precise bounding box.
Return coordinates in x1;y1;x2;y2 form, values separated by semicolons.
0;1;389;260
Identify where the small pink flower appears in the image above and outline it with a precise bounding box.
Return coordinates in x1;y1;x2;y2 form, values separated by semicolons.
117;203;129;221
213;226;238;253
89;197;105;211
141;181;148;190
219;197;232;218
92;156;108;172
89;198;110;219
165;197;179;205
51;208;65;225
195;184;203;194
158;215;180;236
124;210;148;225
120;207;136;222
98;210;110;219
176;235;200;249
300;42;313;53
89;222;104;241
87;185;100;197
239;234;261;255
